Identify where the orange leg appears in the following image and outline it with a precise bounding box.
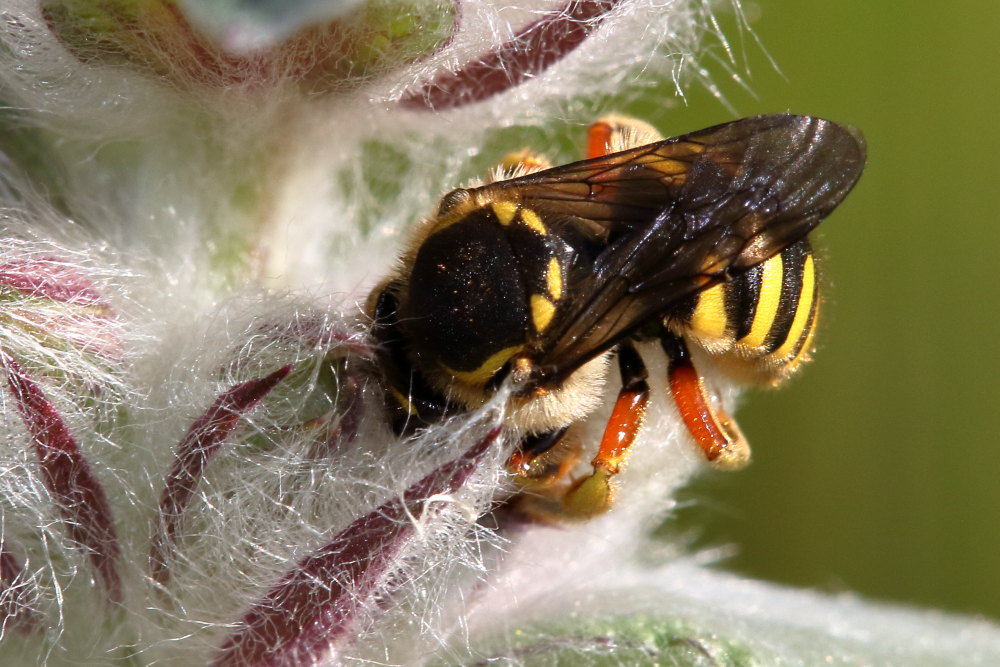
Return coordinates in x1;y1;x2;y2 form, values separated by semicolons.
587;115;664;158
495;148;552;178
587;119;616;159
661;334;750;470
562;343;650;517
508;426;575;483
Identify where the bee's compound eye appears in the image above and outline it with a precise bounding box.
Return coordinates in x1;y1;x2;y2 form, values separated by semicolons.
437;188;471;215
402;210;528;386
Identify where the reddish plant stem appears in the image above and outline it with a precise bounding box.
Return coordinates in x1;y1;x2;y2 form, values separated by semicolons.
2;351;122;603
212;425;502;667
401;0;622;110
149;365;293;586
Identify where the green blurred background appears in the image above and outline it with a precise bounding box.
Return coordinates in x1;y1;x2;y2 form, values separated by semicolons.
646;1;1000;621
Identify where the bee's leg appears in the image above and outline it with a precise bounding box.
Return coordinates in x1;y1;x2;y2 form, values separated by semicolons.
587;116;664;158
508;426;578;486
561;343;650;517
492;149;552;181
660;333;751;469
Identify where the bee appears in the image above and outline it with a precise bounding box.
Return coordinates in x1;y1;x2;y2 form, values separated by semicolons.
368;114;866;518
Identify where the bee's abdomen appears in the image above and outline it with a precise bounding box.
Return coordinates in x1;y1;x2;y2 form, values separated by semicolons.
674;239;818;376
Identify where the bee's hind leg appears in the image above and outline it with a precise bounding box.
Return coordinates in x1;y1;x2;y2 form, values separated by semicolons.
660;333;751;470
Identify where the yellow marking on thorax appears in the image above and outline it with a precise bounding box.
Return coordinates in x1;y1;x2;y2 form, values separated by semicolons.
774;254;816;359
492;201;518;226
690;282;728;340
740;254;784;349
519;208;547;236
546;258;563;300
531;294;556;332
426;195;481;234
440;345;522;387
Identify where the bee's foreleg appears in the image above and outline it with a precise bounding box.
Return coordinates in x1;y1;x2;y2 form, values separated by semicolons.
508;426;577;485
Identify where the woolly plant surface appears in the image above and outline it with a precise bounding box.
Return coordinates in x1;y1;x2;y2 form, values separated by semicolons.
0;0;996;665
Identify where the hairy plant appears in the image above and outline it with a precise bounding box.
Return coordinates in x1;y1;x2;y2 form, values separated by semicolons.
0;1;996;665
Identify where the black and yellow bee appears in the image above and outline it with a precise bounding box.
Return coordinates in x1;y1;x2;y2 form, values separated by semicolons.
368;114;866;518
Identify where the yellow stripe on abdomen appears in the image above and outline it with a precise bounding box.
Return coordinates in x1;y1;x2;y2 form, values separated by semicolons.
739;254;783;349
773;253;816;360
784;297;820;375
689;282;728;340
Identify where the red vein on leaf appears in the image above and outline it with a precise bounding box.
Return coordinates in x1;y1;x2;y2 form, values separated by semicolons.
0;540;41;634
400;0;622;110
1;351;122;603
212;425;502;667
149;365;293;586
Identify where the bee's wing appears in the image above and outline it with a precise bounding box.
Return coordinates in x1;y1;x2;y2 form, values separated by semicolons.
479;114;866;386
